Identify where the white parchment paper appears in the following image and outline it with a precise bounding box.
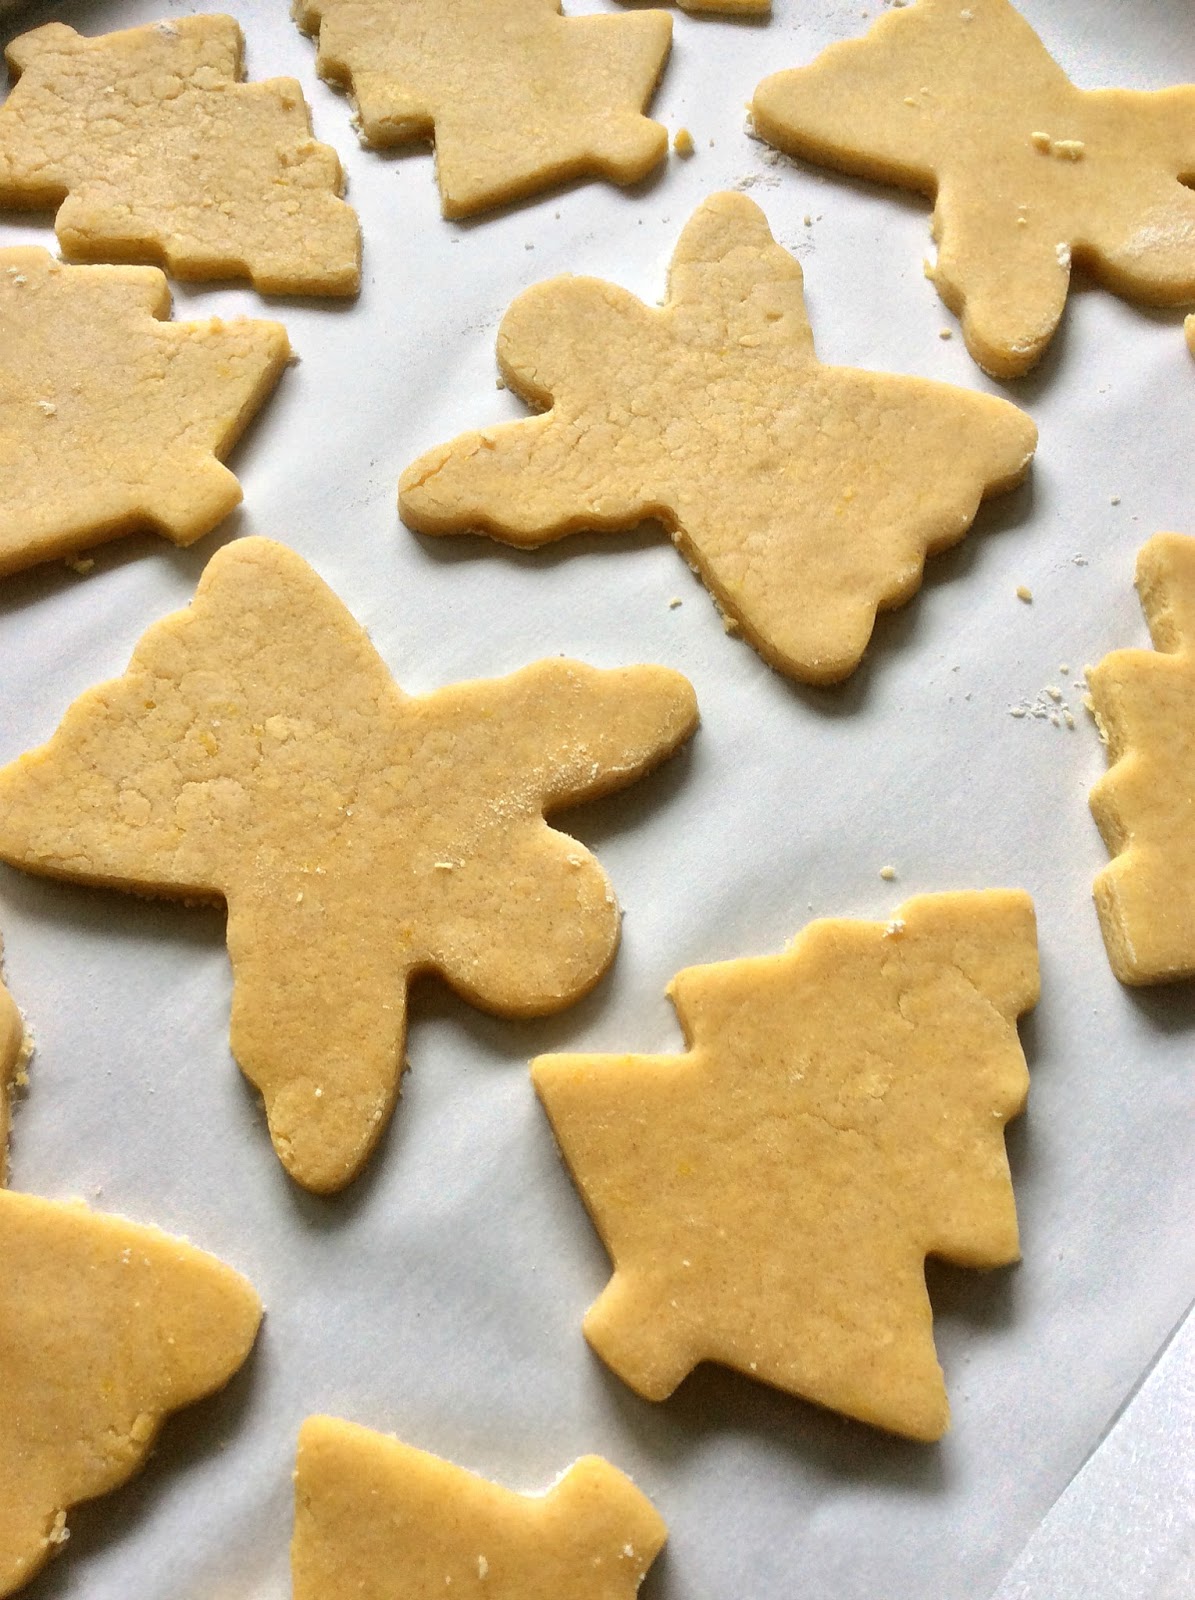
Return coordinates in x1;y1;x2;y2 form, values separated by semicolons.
0;1;1192;1596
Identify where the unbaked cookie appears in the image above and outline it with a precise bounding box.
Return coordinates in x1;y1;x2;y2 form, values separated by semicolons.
0;1189;261;1595
293;0;671;217
0;538;697;1195
533;890;1038;1441
0;942;27;1187
292;1416;666;1600
0;16;360;294
752;0;1195;378
0;247;289;576
400;191;1036;684
1089;533;1195;984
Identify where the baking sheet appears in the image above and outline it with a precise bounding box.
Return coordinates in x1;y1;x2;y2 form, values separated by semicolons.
0;0;1192;1595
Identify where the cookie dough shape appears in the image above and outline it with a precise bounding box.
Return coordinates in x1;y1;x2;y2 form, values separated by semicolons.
752;0;1195;379
0;16;360;295
1088;533;1195;984
293;0;671;218
401;192;1036;683
0;1189;261;1597
0;945;28;1186
0;248;289;577
0;538;697;1195
292;1417;666;1600
533;890;1038;1441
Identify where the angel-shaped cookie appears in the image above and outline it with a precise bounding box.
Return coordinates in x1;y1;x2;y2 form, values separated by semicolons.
400;192;1036;684
1089;533;1195;984
0;16;360;294
752;0;1195;378
292;1419;666;1600
0;1190;261;1595
534;890;1039;1440
0;248;289;576
0;539;697;1195
294;0;671;217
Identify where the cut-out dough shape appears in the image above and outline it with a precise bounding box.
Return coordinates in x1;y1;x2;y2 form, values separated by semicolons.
400;192;1036;683
1089;533;1195;984
293;0;671;218
0;1189;261;1596
292;1416;666;1600
533;890;1038;1441
0;538;697;1195
0;16;361;295
0;247;289;577
752;0;1195;379
0;943;28;1187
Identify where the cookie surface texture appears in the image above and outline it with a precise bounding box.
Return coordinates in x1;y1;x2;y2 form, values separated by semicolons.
0;945;27;1187
400;191;1035;683
0;537;697;1194
293;0;671;217
292;1416;667;1600
752;0;1195;378
1089;533;1195;984
0;17;360;294
532;889;1039;1441
0;248;289;576
0;1190;261;1596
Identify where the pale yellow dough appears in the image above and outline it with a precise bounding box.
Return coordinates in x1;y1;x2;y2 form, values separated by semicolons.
533;890;1038;1442
0;16;361;294
0;1190;261;1597
292;1417;666;1600
400;192;1036;684
0;942;27;1187
0;538;697;1195
0;247;289;576
1089;533;1195;984
752;0;1195;379
293;0;671;218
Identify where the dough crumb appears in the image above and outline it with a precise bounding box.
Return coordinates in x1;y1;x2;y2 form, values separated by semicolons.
1053;139;1085;160
1110;494;1121;505
938;328;952;340
1016;586;1033;602
65;556;95;575
673;127;695;158
1030;130;1052;151
668;597;682;609
879;864;897;881
883;918;906;938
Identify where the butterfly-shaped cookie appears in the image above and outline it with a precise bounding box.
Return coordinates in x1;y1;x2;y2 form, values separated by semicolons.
753;0;1195;377
401;192;1036;684
0;539;697;1194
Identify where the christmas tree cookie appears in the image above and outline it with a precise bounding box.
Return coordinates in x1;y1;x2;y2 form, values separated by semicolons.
292;1417;666;1600
0;16;360;294
1089;533;1195;983
0;1190;260;1596
533;890;1038;1440
293;0;671;217
0;248;289;576
0;539;697;1194
400;192;1036;683
752;0;1195;378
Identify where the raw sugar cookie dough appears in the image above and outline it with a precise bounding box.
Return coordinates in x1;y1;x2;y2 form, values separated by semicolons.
533;890;1039;1441
293;0;672;217
0;248;289;576
400;191;1036;685
0;945;27;1186
1089;533;1195;984
0;15;361;294
0;1190;261;1597
0;538;698;1195
752;0;1195;378
292;1417;666;1600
